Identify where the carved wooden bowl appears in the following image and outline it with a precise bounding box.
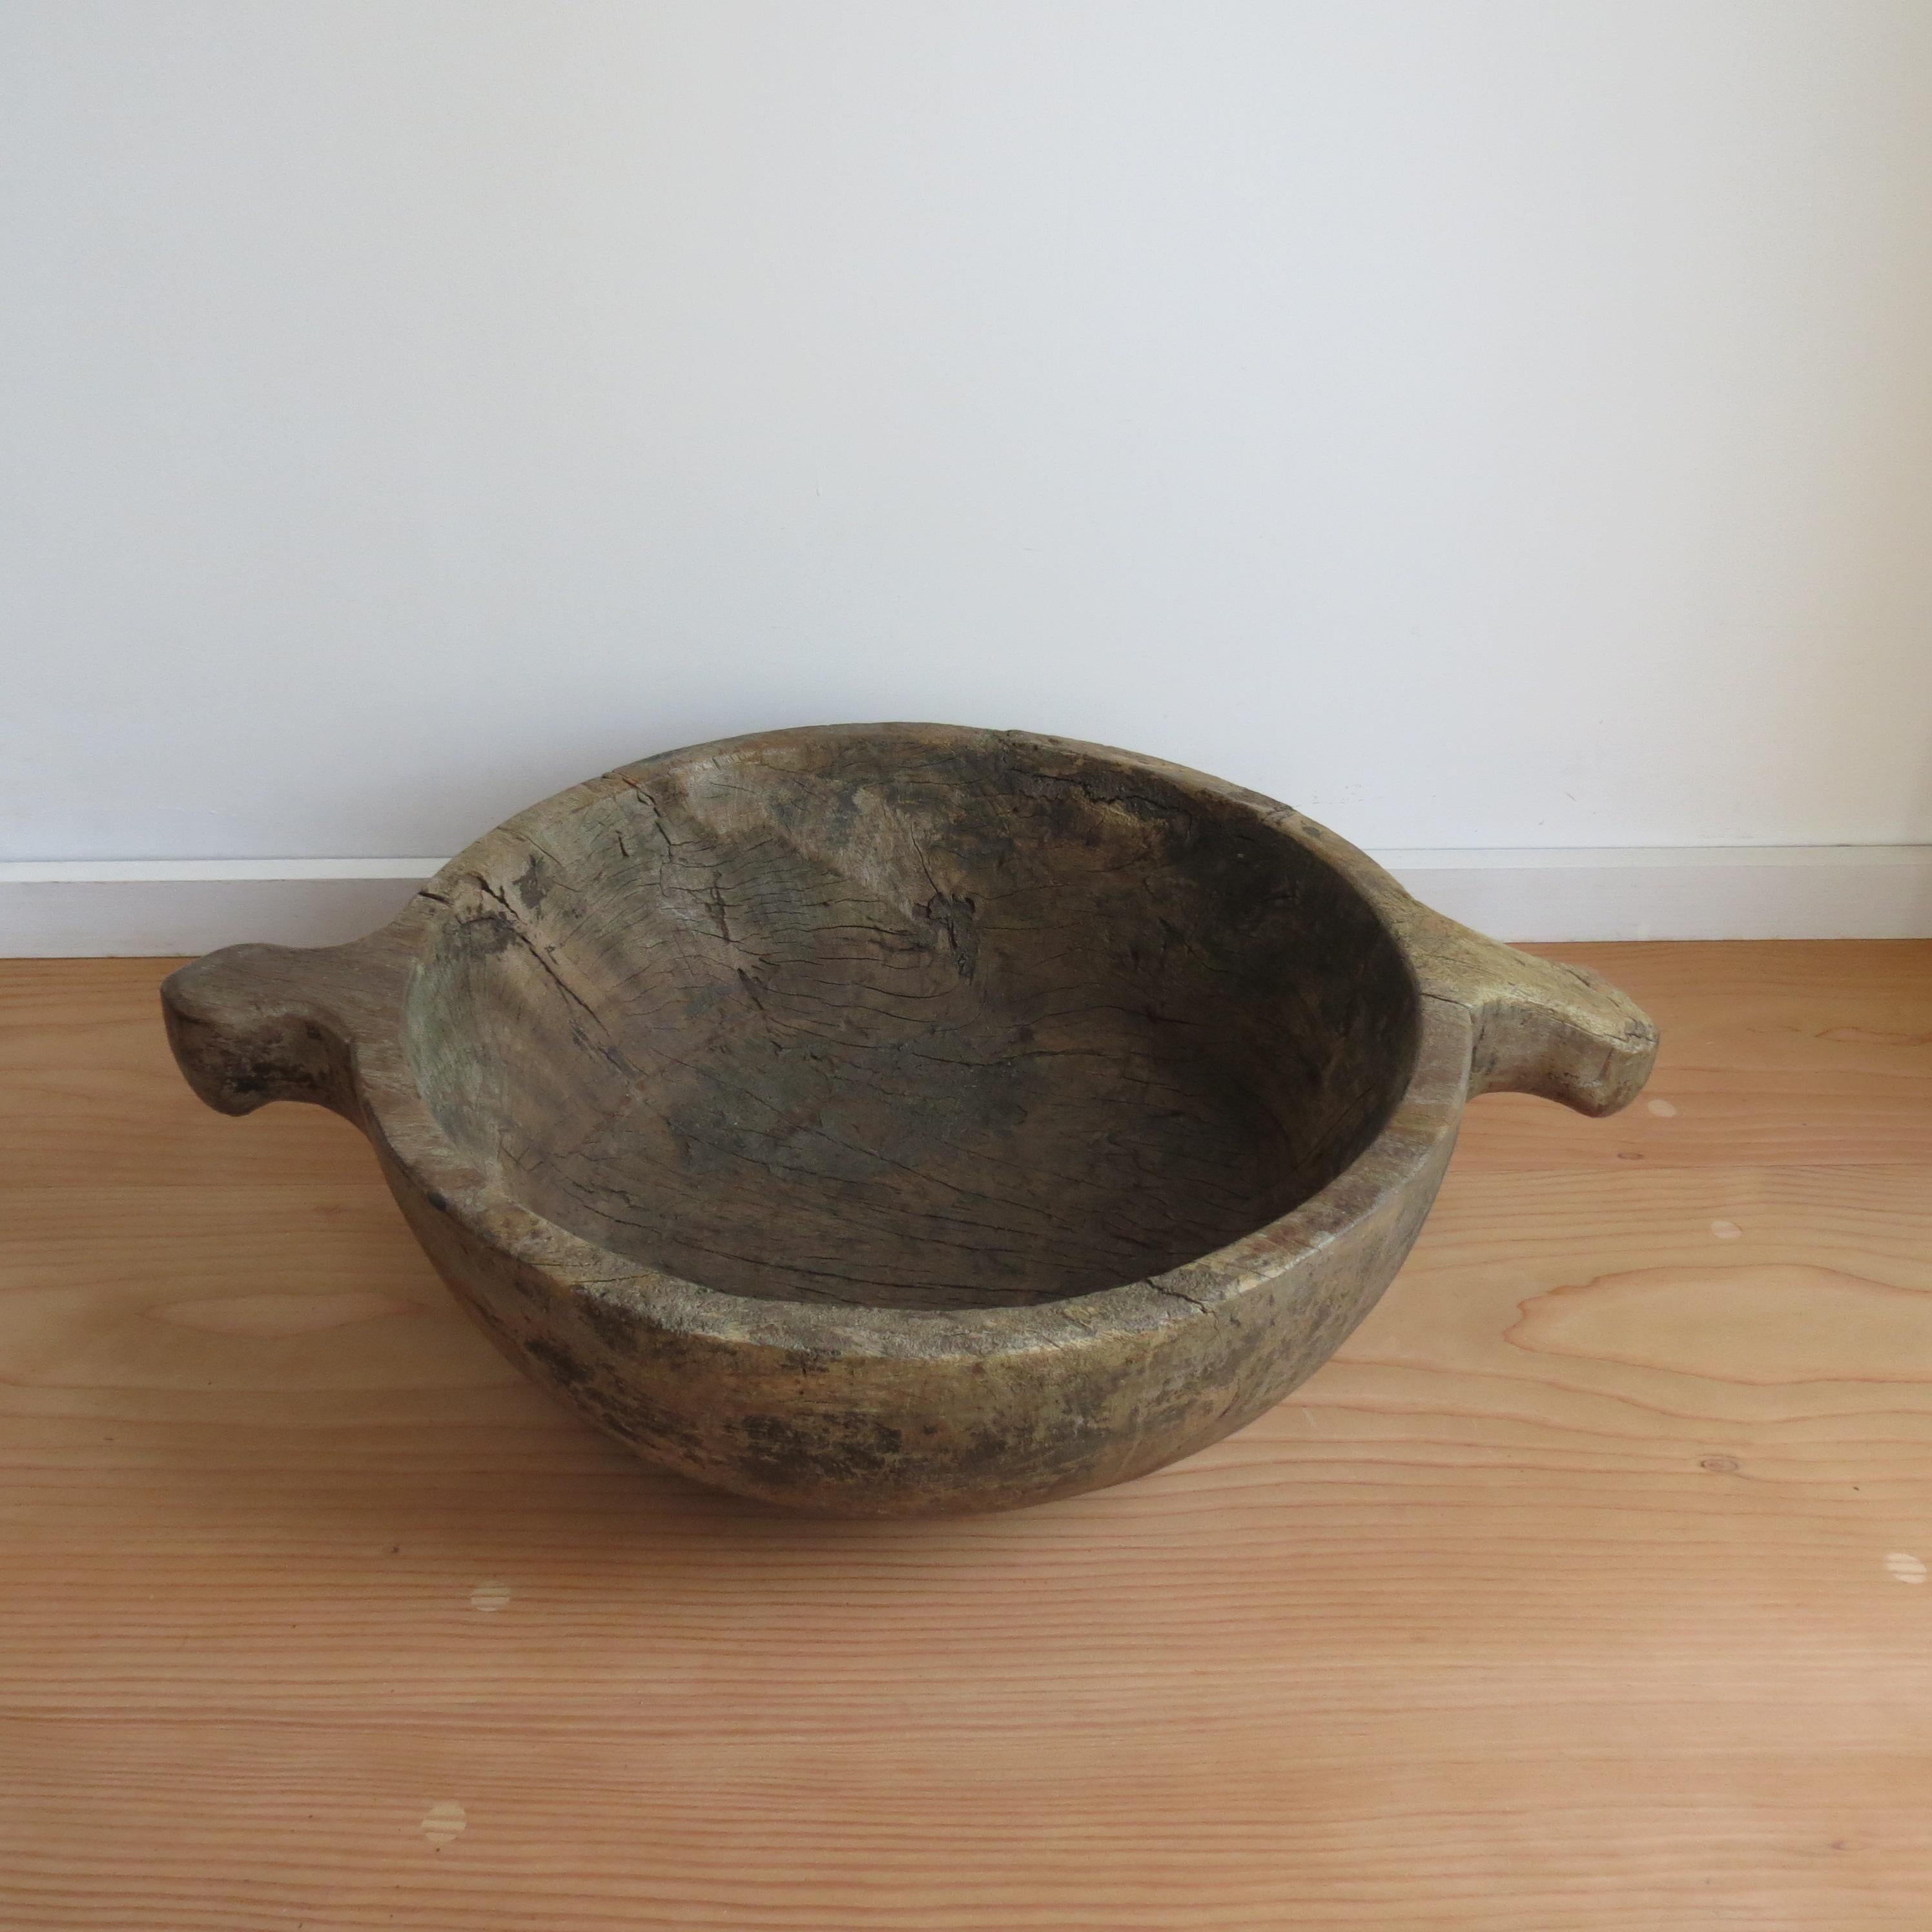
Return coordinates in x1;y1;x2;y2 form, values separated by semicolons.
163;724;1657;1516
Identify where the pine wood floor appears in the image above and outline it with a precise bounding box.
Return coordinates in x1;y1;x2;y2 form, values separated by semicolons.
2;943;1929;1929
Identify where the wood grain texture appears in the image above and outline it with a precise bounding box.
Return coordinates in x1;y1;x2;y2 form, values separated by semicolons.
158;726;1655;1515
3;943;1929;1927
405;733;1424;1311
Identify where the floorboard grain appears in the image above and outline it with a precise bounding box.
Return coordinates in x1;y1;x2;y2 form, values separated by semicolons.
2;944;1929;1928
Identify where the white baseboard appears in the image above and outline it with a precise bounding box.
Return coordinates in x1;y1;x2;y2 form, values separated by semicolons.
0;859;439;958
1380;845;1932;943
1;847;1927;956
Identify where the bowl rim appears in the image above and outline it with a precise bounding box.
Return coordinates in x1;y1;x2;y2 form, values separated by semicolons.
353;723;1478;1359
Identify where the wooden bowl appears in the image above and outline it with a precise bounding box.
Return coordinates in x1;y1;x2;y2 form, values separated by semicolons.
163;724;1657;1516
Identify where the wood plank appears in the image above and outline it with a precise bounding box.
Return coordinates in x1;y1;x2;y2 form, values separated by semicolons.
2;945;1930;1927
0;958;376;1189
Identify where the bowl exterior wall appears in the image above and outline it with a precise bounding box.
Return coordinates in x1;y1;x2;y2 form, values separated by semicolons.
374;1118;1459;1516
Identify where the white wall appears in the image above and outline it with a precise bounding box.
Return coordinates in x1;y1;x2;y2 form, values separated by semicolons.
5;0;1931;875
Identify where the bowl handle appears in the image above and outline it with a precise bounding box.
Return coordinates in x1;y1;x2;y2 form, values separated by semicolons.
1399;912;1659;1116
161;937;404;1124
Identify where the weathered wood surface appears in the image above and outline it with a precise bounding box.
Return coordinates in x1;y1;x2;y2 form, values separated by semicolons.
407;734;1424;1311
3;943;1929;1926
161;726;1654;1513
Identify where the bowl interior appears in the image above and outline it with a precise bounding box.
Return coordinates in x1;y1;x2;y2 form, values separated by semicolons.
406;730;1418;1311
